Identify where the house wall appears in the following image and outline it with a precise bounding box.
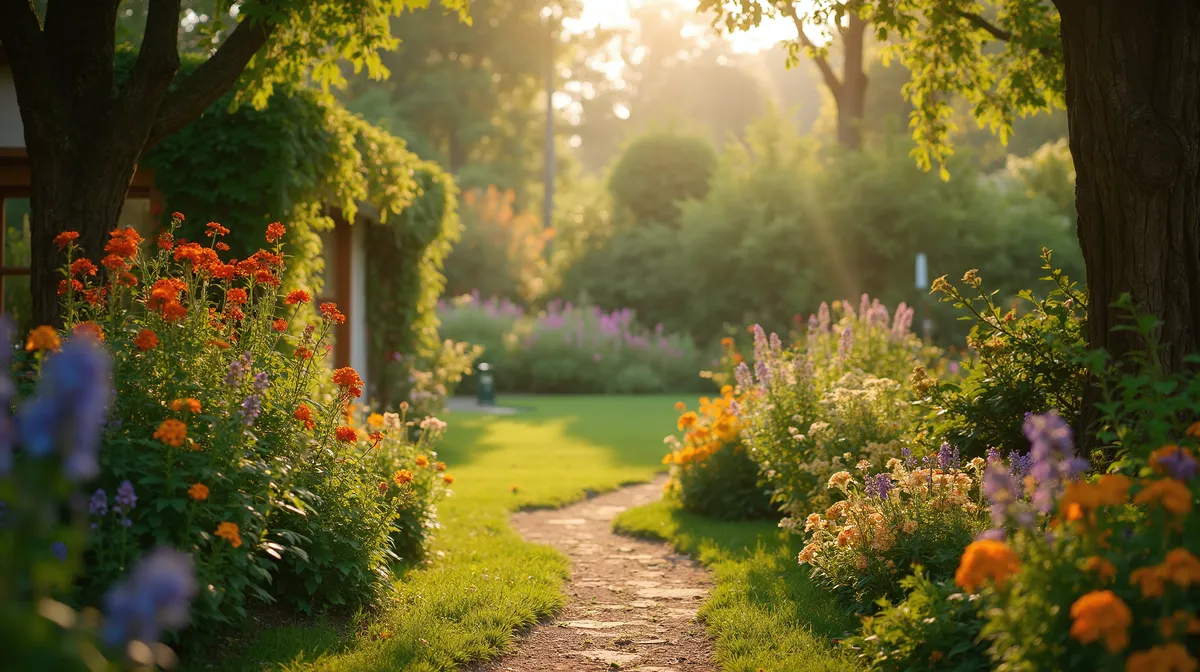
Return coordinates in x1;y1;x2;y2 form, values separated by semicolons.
350;218;369;394
0;67;22;148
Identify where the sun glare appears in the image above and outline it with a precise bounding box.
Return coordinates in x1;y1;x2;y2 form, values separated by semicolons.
567;0;800;54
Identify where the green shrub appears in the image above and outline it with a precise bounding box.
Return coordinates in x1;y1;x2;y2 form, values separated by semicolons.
848;568;990;671
607;132;717;226
662;387;775;520
442;186;552;305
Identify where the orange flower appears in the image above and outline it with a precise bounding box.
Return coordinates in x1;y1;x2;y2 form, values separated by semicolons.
101;254;127;271
1083;556;1117;583
674;401;686;411
378;481;389;494
153;419;187;448
335;426;357;443
53;230;80;249
134;328;159;351
677;411;699;430
1158;610;1200;639
216;242;230;252
1134;478;1193;516
70;258;98;277
226;288;248;305
1161;548;1200;588
415;455;429;468
1069;590;1131;653
117;271;139;287
207;339;231;349
434;461;446;472
82;287;108;306
294;404;315;431
105;227;142;258
215;521;242;548
25;326;61;352
1126;643;1198;672
188;483;209;501
211;262;235;280
393;469;414;486
171;212;185;221
294;346;313;360
157;232;174;251
1130;566;1167;598
57;278;83;295
333;367;364;398
320;302;346;324
265;222;286;243
272;318;287;332
171;398;202;414
1188;421;1200;438
721;337;734;348
955;539;1020;592
442;474;455;485
205;222;230;237
72;322;104;341
162;301;187;322
285;290;310;306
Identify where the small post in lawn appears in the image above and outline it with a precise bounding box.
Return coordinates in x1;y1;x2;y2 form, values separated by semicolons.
915;252;932;342
477;362;495;407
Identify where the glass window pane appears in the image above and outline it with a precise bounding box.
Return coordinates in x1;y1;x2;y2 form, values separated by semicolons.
3;274;32;332
4;197;31;267
118;198;155;238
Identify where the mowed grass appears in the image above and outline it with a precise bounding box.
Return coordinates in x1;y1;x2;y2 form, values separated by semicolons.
202;395;679;672
613;499;862;672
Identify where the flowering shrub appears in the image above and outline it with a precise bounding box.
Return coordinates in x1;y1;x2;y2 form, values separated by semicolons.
918;250;1087;459
47;214;451;634
662;386;774;520
736;299;940;517
438;293;707;394
380;337;482;417
0;324;198;669
792;449;990;607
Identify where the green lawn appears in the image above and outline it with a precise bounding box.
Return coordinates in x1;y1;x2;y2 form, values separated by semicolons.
613;500;862;672
204;395;680;672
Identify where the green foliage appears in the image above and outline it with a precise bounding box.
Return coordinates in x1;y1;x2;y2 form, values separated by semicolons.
383;337;482;420
607;133;718;226
920;251;1087;459
442;187;553;305
849;568;990;672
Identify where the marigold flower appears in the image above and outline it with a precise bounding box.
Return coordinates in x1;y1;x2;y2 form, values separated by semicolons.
293;404;315;431
216;242;230;252
333;367;364;398
393;469;414;486
226;288;248;305
320;302;346;324
70;258;98;277
442;474;455;485
83;287;108;306
677;411;698;430
721;337;734;348
53;230;80;248
367;413;384;428
162;301;187;322
1133;478;1192;515
105;227;142;258
955;539;1020;592
335;426;357;443
188;483;209;501
1069;590;1131;653
57;278;83;295
285;289;311;306
265;222;287;243
272;318;287;332
101;254;127;271
1161;548;1200;588
415;455;429;468
1094;474;1133;505
134;328;158;351
170;398;202;414
25;326;61;352
1130;566;1167;598
1126;642;1198;672
117;271;139;287
215;521;242;548
1083;556;1117;583
153;419;187;448
1158;610;1200;639
205;222;230;237
73;322;104;341
434;461;446;472
157;232;174;251
674;401;686;411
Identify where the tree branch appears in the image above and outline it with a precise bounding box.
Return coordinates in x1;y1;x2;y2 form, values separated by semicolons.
146;13;276;148
954;9;1014;42
0;0;59;144
780;3;843;100
118;0;183;122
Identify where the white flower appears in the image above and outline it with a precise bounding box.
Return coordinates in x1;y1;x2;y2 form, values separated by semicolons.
383;412;402;430
419;416;448;432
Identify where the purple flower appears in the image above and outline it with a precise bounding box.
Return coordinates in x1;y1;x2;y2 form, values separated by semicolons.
817;302;830;332
867;473;892;499
837;325;853;360
52;541;67;561
89;488;109;516
752;324;769;363
858;294;871;322
1157;449;1198;481
986;447;1001;464
735;362;752;390
593;353;602;362
769;332;783;356
102;547;198;647
251;371;269;393
983;466;1019;527
1024;411;1084;512
901;447;916;469
976;528;1006;541
116;480;137;512
225;351;253;388
937;443;961;471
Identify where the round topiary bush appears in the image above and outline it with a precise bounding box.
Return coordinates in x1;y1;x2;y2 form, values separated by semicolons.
607;133;717;226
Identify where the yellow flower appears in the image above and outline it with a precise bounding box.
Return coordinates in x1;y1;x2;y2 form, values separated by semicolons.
442;474;455;485
677;411;699;431
955;540;1020;593
415;455;429;468
1134;479;1193;516
153;419;187;448
367;413;384;428
1125;642;1197;672
393;469;414;486
25;326;61;352
215;521;242;548
1069;590;1131;653
827;471;853;491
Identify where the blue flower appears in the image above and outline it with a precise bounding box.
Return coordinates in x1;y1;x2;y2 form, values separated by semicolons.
115;480;137;513
51;541;67;562
937;443;960;471
102;547;197;647
89;488;109;517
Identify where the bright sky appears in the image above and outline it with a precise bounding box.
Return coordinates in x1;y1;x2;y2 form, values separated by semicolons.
565;0;799;54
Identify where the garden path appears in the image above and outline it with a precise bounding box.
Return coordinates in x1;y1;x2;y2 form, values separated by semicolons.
485;477;714;672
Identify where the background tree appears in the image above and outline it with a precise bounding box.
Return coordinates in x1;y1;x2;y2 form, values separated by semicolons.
704;0;1200;379
0;0;467;325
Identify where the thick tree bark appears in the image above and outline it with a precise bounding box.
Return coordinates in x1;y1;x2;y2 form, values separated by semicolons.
1055;1;1200;446
1056;1;1200;371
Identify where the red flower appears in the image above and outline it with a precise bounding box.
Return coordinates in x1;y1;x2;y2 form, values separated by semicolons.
294;404;315;430
211;263;236;280
83;287;108;306
57;279;83;295
134;329;159;351
171;212;185;221
332;367;364;398
205;222;230;237
105;227;143;258
70;258;98;277
272;318;288;332
226;288;248;305
335;426;358;443
320;303;346;325
216;242;230;252
53;231;80;249
72;322;104;341
265;222;287;243
285;290;311;305
101;254;127;271
294;347;313;360
117;271;139;287
157;232;175;251
228;307;245;321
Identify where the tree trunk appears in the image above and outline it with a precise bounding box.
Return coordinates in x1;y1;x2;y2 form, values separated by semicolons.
1057;1;1200;372
836;14;869;151
1056;1;1200;447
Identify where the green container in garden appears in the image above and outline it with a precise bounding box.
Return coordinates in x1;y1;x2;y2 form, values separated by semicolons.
477;362;495;406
